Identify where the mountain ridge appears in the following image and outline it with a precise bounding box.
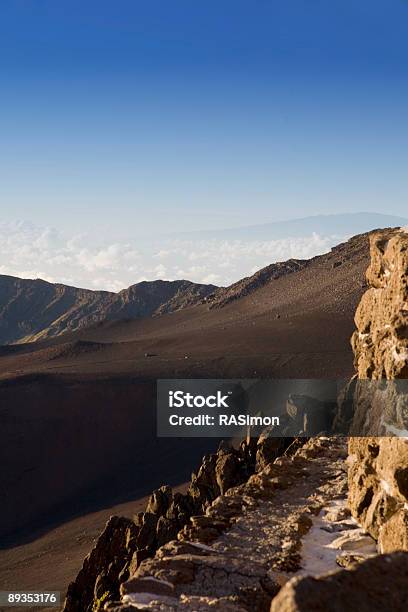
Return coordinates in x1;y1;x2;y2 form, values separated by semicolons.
0;230;377;381
0;276;217;345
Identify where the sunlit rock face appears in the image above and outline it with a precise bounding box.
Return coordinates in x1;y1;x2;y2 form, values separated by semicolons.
352;228;408;380
348;228;408;553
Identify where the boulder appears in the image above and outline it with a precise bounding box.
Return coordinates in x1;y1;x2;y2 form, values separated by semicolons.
270;551;408;612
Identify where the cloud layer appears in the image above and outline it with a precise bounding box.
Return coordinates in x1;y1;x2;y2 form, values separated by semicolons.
0;220;346;291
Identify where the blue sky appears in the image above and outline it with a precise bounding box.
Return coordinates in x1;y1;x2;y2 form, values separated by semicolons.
0;1;407;288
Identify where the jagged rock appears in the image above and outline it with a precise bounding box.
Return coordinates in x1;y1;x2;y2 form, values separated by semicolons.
352;230;408;380
146;485;173;515
156;540;213;558
207;494;245;519
346;229;408;553
348;429;408;549
64;433;283;612
270;552;408;612
63;516;138;612
215;452;243;495
135;512;158;550
94;571;114;600
156;515;180;548
188;444;255;507
189;454;220;504
108;438;357;611
128;548;150;575
256;430;288;470
349;381;408;436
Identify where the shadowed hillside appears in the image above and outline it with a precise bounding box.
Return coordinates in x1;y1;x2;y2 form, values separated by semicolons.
0;277;216;345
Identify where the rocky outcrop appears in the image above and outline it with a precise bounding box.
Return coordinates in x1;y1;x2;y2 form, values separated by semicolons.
63;435;290;612
325;229;408;556
347;229;408;552
0;276;216;344
270;551;408;612
63;517;138;612
352;229;408;380
348;436;408;553
272;228;408;611
103;438;348;611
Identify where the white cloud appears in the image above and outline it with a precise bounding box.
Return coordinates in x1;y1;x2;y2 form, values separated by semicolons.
0;221;344;291
153;263;167;278
201;273;222;284
154;249;171;259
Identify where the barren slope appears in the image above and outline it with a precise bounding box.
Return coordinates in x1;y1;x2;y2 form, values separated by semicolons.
0;232;370;381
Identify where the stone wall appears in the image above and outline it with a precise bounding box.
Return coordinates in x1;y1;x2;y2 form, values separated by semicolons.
348;228;408;553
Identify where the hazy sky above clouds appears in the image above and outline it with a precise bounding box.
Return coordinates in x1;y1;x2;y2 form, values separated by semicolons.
0;1;407;287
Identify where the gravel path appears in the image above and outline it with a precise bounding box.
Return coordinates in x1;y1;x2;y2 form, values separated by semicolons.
106;438;373;611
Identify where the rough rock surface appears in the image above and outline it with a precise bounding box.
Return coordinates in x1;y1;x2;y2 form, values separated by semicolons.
348;436;408;552
270;551;408;612
63;435;289;611
347;229;408;552
63;516;138;612
106;438;348;611
352;229;408;381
